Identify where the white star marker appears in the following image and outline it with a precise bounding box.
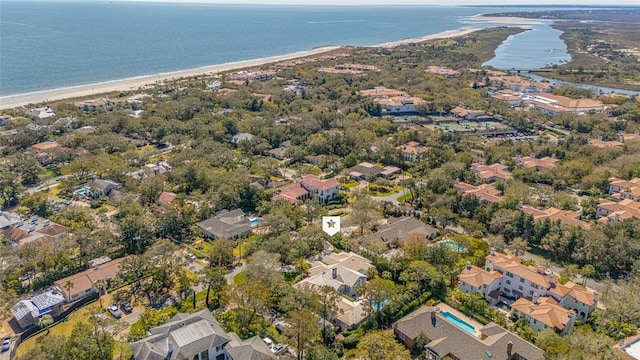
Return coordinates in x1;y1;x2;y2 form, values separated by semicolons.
322;216;341;236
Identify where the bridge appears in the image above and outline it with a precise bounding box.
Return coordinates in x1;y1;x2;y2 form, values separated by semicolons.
503;68;554;73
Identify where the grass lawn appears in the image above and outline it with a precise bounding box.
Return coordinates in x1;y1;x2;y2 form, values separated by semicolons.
396;193;412;203
15;297;103;357
340;181;360;189
192;239;211;258
233;272;247;284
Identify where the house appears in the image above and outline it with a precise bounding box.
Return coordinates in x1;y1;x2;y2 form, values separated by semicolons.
511;295;576;334
0;114;12;126
318;63;380;75
472;250;599;322
520;205;591;230
54;256;131;302
491;91;523;107
89;179;123;198
596;199;640;223
396;141;428;162
299;175;340;203
347;162;383;180
74;98;117;111
197;209;252;240
608;177;640;201
31;141;59;152
127;161;172;180
451;106;485;120
454;182;503;204
27;106;55;120
54;116;78;130
523;93;606;116
230;133;255;146
515;155;558;170
375;96;425;115
296;252;373;297
295;252;374;330
156;191;177;207
3;216;70;251
358;86;408;99
10;288;66;329
272;183;309;204
472;163;512;183
0;211;22;229
394;306;545;360
264;140;291;160
458;262;503;303
131;310;273;360
360;216;437;251
425;65;460;77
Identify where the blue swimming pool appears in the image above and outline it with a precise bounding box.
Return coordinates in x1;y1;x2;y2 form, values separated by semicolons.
440;311;475;334
250;218;261;227
441;240;466;252
73;188;86;195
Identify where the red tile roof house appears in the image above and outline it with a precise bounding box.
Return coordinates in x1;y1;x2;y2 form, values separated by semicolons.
451;106;486;120
454;182;503;204
297;175;340;203
472;163;513;183
396;141;428;162
515;154;559;171
272;183;310;205
54;256;132;303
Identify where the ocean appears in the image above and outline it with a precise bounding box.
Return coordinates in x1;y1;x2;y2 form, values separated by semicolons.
0;2;591;97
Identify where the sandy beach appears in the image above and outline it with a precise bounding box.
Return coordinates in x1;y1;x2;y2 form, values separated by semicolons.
466;14;543;26
0;27;480;110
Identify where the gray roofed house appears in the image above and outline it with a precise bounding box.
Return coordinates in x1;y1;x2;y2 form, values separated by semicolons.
394;306;545;360
226;333;274;360
10;288;65;329
131;310;274;360
197;209;252;240
347;162;383;180
89;179;123;197
231;133;255;146
0;211;22;229
360;216;437;251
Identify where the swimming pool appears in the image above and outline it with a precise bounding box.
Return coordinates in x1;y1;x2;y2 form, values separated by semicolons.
440;311;475;334
73;188;86;195
440;240;466;252
250;218;261;227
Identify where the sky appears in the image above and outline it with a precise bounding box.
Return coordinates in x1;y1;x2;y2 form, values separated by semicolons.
110;0;640;5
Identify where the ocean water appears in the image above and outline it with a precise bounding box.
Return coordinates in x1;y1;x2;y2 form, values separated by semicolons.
0;2;590;96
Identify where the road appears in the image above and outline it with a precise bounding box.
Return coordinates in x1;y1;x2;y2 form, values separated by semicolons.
25;175;73;194
370;190;405;206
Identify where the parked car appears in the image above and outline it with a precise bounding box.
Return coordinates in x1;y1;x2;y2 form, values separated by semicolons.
2;337;11;352
18;271;35;282
107;305;122;319
186;253;197;260
271;343;285;354
120;301;133;313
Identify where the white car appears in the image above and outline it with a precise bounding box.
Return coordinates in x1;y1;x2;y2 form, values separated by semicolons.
186;253;197;260
108;305;122;319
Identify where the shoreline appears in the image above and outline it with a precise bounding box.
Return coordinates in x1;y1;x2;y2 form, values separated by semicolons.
0;27;483;111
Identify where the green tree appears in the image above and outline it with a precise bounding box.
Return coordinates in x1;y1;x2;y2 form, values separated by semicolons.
38;314;54;335
350;192;381;235
355;330;411;360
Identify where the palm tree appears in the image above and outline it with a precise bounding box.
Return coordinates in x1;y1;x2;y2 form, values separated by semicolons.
38;314;54;335
295;258;311;279
93;279;106;308
63;281;74;302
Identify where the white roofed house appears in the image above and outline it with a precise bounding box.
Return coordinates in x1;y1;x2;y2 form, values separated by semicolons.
27;106;55;120
230;133;255;146
295;252;374;330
